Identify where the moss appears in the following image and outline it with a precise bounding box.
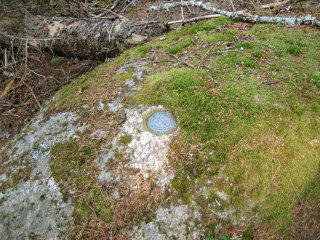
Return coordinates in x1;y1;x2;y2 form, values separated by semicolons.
309;71;320;87
129;45;152;58
236;42;254;49
42;17;319;237
50;140;113;236
242;226;254;239
96;0;109;6
167;37;192;54
199;30;236;44
50;57;64;66
287;45;301;56
0;166;31;192
131;22;320;237
118;134;132;145
114;71;134;83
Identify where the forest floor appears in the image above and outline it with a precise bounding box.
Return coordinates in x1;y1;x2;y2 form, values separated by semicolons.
0;1;320;239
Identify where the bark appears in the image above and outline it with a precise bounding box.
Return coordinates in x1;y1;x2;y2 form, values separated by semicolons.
149;1;320;27
1;16;169;60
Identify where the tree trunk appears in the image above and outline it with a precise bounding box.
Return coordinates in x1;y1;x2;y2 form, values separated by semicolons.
1;16;169;60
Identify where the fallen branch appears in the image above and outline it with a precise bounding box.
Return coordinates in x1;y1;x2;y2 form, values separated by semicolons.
149;1;320;27
168;14;221;25
22;80;41;109
169;54;196;68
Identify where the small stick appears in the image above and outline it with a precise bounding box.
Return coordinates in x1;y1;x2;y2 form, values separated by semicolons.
22;80;41;109
24;39;28;73
4;48;8;69
169;54;196;69
168;14;221;25
181;0;185;20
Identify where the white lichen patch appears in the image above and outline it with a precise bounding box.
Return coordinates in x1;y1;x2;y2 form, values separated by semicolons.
0;111;88;239
130;204;201;240
0;178;72;240
98;105;177;189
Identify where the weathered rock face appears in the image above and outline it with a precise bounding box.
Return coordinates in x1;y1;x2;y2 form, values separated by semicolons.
97;105;177;190
130;204;202;240
0;179;72;240
0;49;242;239
0;110;88;239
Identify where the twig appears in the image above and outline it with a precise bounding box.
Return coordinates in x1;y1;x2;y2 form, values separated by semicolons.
168;14;221;25
109;0;121;10
242;40;275;49
24;40;28;74
22;80;41;109
168;54;196;68
181;0;185;20
4;48;8;69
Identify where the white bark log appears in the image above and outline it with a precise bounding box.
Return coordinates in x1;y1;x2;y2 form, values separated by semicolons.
149;1;320;27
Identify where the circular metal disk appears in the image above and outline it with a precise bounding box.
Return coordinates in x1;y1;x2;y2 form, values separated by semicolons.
146;110;177;134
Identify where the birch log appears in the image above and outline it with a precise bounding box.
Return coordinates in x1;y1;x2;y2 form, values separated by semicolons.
148;1;320;27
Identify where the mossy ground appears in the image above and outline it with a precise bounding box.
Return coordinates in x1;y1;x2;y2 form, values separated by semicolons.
46;17;320;239
132;20;320;238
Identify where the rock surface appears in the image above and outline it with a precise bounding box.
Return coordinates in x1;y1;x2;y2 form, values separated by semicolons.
130;204;201;240
98;106;177;190
0;111;88;239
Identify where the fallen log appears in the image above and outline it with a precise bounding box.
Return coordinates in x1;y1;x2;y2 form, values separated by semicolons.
1;16;169;60
149;1;320;27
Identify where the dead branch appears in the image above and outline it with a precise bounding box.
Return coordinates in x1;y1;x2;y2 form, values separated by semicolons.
149;1;320;27
168;54;196;68
168;14;221;25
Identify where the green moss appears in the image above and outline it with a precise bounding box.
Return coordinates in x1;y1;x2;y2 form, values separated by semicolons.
236;42;254;49
50;140;113;236
129;45;152;58
199;30;235;44
96;0;109;6
0;166;31;192
128;7;139;17
167;37;192;54
287;45;301;56
251;49;263;58
114;71;134;83
309;71;320;87
118;134;132;145
242;226;254;239
50;57;64;66
80;85;89;91
132;22;320;237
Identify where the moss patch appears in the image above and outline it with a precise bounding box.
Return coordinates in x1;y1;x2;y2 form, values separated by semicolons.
132;21;320;238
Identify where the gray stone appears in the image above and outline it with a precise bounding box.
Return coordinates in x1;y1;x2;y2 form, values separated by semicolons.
130;204;201;240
